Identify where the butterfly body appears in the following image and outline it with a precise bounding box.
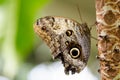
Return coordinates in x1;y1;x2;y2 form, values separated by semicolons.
34;16;91;74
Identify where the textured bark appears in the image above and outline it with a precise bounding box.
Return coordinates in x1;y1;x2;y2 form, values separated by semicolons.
96;0;120;80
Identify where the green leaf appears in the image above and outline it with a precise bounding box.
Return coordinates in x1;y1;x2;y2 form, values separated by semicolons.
0;0;6;5
15;0;49;60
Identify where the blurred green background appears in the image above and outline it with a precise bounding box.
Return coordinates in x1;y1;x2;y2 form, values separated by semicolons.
0;0;99;80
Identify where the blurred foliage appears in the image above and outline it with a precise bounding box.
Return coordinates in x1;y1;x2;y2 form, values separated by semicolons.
0;0;50;79
16;0;50;60
0;0;6;5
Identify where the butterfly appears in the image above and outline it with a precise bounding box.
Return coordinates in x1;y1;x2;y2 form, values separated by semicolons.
34;16;91;74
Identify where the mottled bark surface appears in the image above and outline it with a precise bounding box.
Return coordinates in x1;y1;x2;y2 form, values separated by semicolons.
96;0;120;80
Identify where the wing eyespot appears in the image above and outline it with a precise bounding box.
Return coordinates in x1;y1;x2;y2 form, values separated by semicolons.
70;47;81;59
41;26;46;30
65;41;69;46
66;30;73;36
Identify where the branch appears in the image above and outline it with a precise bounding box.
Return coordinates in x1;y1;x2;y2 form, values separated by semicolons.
96;0;120;80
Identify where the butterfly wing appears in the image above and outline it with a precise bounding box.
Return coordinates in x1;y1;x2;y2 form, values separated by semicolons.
34;16;90;74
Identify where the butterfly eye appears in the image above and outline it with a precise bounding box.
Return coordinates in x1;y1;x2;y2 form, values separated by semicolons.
70;48;81;59
66;30;73;36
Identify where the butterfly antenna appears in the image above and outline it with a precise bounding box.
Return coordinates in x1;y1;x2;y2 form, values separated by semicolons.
76;4;83;23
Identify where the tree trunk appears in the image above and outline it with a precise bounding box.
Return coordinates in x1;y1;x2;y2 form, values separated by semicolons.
96;0;120;80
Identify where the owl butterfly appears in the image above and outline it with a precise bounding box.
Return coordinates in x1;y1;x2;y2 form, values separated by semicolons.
34;16;91;74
